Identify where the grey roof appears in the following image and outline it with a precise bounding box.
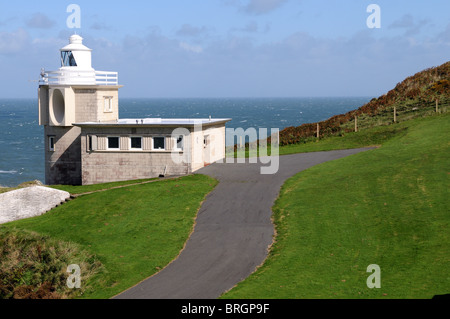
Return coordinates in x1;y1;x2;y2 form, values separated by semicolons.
73;118;232;127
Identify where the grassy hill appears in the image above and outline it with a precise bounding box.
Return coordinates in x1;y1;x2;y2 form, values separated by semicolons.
0;175;217;299
222;62;450;299
222;112;450;299
279;61;449;145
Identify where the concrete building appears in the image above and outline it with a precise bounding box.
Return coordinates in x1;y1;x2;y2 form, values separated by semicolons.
38;35;230;185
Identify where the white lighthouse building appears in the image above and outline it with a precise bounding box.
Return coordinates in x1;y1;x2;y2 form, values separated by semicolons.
39;35;230;185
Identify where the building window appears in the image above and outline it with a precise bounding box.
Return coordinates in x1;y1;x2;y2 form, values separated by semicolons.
107;137;120;150
130;137;142;150
48;136;55;152
104;97;113;113
88;135;93;151
174;135;184;151
153;137;165;150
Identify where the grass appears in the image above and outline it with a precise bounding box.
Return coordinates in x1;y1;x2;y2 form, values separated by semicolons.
226;124;408;158
0;229;103;299
0;181;45;195
222;112;450;299
0;174;218;299
50;177;159;195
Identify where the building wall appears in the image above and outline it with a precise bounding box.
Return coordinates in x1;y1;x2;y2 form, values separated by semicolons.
44;126;82;185
80;126;190;185
39;85;120;185
190;124;226;172
79;124;226;185
74;87;119;123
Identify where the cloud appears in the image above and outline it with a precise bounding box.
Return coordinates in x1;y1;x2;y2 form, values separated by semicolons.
223;0;288;15
90;22;114;31
244;0;288;14
176;24;209;37
388;14;431;37
0;28;30;54
25;13;55;29
179;42;203;53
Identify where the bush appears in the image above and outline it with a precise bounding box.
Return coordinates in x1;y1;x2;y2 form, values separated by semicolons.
0;229;103;299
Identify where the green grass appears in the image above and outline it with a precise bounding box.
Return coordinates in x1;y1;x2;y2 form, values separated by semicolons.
0;174;217;299
0;229;103;299
50;177;159;195
222;113;450;299
0;181;45;195
226;122;409;159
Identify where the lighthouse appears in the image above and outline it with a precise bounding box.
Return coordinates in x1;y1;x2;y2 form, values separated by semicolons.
38;35;230;186
38;34;121;185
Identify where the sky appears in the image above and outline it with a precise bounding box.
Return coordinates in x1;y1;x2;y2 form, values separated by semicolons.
0;0;449;98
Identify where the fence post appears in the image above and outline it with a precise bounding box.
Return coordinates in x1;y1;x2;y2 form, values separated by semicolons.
394;106;397;123
316;123;320;138
354;115;358;132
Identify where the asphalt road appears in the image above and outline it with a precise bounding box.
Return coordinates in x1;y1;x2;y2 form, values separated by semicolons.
114;148;373;299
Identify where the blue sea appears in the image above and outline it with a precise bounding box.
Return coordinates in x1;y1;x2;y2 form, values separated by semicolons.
0;97;370;187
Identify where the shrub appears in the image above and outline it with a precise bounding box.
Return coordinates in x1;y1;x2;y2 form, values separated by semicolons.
0;229;103;299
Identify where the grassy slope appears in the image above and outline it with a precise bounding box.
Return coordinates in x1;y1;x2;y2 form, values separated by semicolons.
0;174;217;299
222;113;449;299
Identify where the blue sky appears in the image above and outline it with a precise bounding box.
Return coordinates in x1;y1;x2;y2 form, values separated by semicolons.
0;0;449;98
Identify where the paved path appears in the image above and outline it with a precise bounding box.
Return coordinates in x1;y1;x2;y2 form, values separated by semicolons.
114;148;373;299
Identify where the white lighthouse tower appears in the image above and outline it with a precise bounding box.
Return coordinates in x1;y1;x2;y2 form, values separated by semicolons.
38;35;122;185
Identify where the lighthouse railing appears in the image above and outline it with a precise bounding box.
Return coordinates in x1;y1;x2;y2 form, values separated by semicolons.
40;70;119;86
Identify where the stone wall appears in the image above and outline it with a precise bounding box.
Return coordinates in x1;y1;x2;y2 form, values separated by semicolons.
44;126;82;185
80;126;190;185
74;86;119;123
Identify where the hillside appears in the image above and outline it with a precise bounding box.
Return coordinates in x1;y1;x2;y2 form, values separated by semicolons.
223;111;450;299
279;61;450;145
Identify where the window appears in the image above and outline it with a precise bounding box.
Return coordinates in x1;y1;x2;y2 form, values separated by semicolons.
174;135;184;151
153;137;165;150
107;137;120;150
130;137;142;150
88;135;93;151
48;136;55;152
104;97;113;113
61;51;77;67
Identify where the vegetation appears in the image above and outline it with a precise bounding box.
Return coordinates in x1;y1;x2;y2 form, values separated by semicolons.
0;180;44;195
227;124;407;158
0;174;217;299
0;229;102;299
278;62;449;145
2;61;448;299
50;177;159;195
222;113;450;299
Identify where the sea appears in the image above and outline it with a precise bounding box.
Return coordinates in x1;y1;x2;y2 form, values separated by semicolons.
0;97;371;187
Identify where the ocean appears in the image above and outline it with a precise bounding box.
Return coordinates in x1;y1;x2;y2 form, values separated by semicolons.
0;97;370;187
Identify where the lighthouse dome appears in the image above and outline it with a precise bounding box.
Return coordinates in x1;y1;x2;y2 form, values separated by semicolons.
59;34;93;70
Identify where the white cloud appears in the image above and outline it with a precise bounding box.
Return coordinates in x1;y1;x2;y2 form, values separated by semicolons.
179;42;203;53
244;0;288;15
388;14;431;37
25;13;55;29
222;0;288;15
176;24;209;37
0;28;30;54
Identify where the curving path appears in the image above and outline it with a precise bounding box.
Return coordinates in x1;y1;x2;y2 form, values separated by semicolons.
114;148;373;299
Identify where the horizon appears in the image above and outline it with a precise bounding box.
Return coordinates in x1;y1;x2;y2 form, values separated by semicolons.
1;1;449;99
